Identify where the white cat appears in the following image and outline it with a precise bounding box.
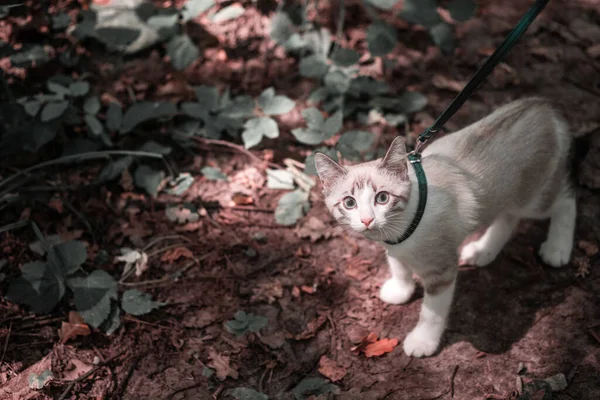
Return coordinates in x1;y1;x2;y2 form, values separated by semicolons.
315;97;576;357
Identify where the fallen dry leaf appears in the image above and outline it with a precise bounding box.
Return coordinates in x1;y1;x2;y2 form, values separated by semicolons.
318;356;347;382
574;256;591;278
230;193;254;206
294;314;328;340
161;247;194;263
351;332;377;355
296;216;332;243
59;312;91;344
351;332;398;357
578;240;599;257
208;349;239;381
364;337;399;357
300;284;316;294
250;281;283;304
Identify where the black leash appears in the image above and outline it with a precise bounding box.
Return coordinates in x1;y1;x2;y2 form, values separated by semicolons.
385;0;550;246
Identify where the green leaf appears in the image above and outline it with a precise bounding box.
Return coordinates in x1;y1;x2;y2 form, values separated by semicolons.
291;108;341;145
429;22;455;54
182;0;215;21
304;147;338;176
223;95;255;118
229;387;269;400
367;21;397;57
6;261;65;314
94;27;141;49
211;4;245;23
147;13;179;35
166;34;199;70
98;156;133;182
106;102;123;131
181;102;207;120
166;173;195;195
292;377;340;400
85;114;104;136
202;166;227;181
121;289;164;316
225;310;268;336
22;100;42;117
399;0;441;28
202;367;215;378
69;81;90;97
29;235;63;256
41;100;69;122
257;87;295;115
336;130;374;160
324;70;351;94
47;81;71;96
331;47;361;67
445;0;476;22
134;165;165;198
299;55;329;79
270;11;294;45
28;370;53;390
47;240;87;275
266;169;295;190
10;45;49;68
51;12;71;30
121;101;177;133
364;0;398;10
194;85;220;110
84;96;101;115
275;189;309;226
68;270;118;328
98;301;121;335
242;117;279;149
138;141;172;155
395;91;428;114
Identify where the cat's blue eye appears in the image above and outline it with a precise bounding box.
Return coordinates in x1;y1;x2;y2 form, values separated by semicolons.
375;191;389;205
343;196;357;209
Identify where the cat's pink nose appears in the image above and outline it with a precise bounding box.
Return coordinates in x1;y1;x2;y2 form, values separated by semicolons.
361;217;374;227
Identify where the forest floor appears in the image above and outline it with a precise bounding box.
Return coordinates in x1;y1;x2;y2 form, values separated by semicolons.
1;0;600;399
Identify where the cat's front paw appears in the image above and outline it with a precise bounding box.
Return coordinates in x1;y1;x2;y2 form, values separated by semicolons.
539;240;571;268
379;278;415;305
403;326;441;358
459;241;496;267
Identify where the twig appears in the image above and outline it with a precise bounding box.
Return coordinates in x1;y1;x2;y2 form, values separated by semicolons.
142;235;191;251
119;259;199;287
0;321;12;365
193;137;264;165
58;351;125;400
0;220;29;234
229;205;273;213
336;0;346;45
450;365;459;398
0;151;164;196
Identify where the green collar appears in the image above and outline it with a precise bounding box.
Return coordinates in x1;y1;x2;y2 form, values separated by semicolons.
384;153;427;245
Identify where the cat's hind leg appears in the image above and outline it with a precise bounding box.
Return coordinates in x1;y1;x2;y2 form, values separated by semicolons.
380;253;416;305
539;191;576;267
459;213;520;267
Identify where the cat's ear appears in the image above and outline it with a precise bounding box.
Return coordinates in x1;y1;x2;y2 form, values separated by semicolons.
314;152;346;188
380;136;408;178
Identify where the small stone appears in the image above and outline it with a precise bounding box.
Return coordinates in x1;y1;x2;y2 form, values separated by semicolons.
544;373;568;392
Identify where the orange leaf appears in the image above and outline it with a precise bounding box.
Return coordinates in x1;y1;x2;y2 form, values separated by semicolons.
363;337;399;357
161;247;194;263
350;332;377;355
59;312;91;344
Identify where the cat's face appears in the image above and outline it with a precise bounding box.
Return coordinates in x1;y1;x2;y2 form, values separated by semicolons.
315;137;411;242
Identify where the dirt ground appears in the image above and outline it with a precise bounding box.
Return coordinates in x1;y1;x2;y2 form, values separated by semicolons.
1;0;600;399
